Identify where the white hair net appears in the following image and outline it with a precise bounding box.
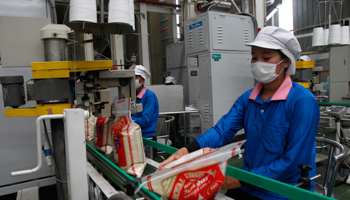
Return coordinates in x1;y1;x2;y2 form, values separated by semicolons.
165;76;176;84
135;65;151;87
247;26;302;75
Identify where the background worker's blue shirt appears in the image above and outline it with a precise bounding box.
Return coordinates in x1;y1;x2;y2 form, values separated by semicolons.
195;76;320;200
131;88;159;137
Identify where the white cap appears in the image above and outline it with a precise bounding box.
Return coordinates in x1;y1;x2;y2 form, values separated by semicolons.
300;55;311;61
165;76;176;84
247;26;301;75
135;65;151;80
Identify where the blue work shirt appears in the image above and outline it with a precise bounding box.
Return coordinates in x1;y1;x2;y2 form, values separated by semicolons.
132;88;159;138
195;76;320;199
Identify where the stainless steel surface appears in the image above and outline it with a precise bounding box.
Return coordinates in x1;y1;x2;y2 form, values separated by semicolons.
148;85;185;113
43;39;66;61
315;137;348;197
159;110;198;145
87;162;121;198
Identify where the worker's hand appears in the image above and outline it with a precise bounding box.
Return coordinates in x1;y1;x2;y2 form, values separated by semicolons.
221;175;241;190
159;147;189;168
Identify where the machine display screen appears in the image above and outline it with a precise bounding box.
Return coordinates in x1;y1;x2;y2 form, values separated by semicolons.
329;106;345;113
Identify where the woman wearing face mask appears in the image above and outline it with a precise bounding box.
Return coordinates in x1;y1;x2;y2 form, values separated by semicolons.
131;65;159;138
160;26;320;200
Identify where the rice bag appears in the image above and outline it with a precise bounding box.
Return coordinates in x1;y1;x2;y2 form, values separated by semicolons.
85;112;95;140
94;117;114;154
111;98;146;178
139;140;245;200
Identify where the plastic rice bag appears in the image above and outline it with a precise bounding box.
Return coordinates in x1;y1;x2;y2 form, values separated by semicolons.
139;140;245;200
85;112;95;140
94;117;114;154
111;98;146;178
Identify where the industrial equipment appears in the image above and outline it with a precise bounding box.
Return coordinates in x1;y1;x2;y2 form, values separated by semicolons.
0;1;142;198
0;1;343;200
294;60;324;93
184;11;255;133
166;41;200;132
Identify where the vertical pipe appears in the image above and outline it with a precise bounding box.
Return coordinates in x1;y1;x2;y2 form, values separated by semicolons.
51;119;69;200
255;0;266;28
323;146;334;189
327;162;340;196
44;27;69;200
100;0;104;23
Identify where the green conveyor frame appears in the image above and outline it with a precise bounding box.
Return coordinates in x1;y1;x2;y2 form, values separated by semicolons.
87;138;335;200
318;102;350;107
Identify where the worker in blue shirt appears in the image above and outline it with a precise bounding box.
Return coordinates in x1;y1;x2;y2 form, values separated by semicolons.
160;26;320;200
131;65;159;138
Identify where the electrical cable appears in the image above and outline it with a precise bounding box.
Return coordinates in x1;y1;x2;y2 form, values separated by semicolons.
236;12;259;37
43;120;67;184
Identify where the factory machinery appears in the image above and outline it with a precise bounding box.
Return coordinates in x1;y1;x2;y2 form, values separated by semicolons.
0;1;343;200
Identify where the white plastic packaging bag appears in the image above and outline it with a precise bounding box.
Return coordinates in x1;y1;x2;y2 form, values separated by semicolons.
139;140;245;200
85;112;95;140
111;98;146;178
94;117;114;154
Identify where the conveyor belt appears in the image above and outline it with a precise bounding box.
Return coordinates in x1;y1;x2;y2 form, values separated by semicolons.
87;138;335;200
86;143;161;199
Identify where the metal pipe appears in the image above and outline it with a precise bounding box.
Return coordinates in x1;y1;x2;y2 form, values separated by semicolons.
230;0;242;13
316;137;347;162
100;0;104;23
66;38;102;46
137;0;181;8
48;0;58;24
11;114;64;176
327;162;340;196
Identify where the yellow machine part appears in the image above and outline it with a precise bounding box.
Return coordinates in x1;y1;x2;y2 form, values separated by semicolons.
5;104;71;117
297;82;310;89
296;61;315;69
31;60;113;79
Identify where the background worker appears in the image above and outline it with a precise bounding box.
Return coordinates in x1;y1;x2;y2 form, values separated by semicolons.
160;26;320;200
165;76;176;85
131;65;159;138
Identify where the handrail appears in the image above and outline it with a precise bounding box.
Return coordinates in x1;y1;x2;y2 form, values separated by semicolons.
318;102;350;107
11;114;64;176
316;137;347;161
315;137;348;196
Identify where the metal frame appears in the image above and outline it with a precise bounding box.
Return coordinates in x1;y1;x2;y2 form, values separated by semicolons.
63;109;89;200
142;138;335;200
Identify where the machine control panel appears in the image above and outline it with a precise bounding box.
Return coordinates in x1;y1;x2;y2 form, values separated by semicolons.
324;106;347;119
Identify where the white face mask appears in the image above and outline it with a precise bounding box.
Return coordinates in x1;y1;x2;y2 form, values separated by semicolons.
135;79;142;90
250;59;285;84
